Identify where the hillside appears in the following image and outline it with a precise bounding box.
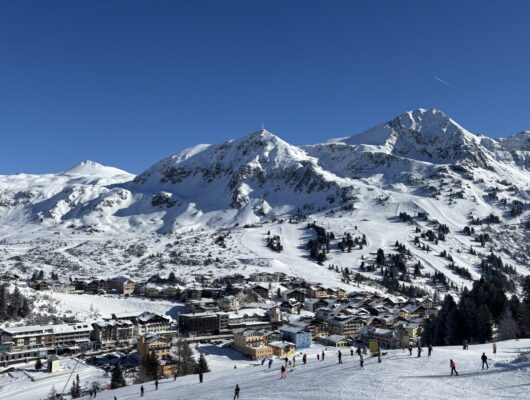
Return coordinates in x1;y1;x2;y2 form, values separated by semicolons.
0;108;529;300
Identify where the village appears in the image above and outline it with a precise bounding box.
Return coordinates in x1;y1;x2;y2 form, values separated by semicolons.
0;269;437;394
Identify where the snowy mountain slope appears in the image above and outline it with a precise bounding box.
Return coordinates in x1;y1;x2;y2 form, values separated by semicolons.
8;339;525;400
130;129;355;228
0;108;529;296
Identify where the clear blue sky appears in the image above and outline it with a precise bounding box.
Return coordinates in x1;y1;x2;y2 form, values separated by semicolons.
1;1;530;174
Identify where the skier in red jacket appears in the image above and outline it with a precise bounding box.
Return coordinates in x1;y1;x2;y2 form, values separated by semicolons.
450;359;458;376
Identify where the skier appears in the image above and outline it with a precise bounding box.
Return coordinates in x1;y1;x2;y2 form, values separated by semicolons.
155;379;158;390
199;371;204;383
481;353;489;370
268;359;273;369
302;353;307;365
492;342;497;354
280;365;287;378
140;385;144;397
428;344;433;357
450;359;458;376
338;350;343;364
359;354;364;368
408;344;413;356
234;384;240;400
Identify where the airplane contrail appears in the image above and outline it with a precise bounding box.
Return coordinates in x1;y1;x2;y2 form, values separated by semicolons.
433;75;456;89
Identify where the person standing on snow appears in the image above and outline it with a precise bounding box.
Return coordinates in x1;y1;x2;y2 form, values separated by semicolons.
350;348;354;357
492;342;497;354
359;354;364;368
268;359;273;369
408;344;413;356
292;356;296;367
417;345;422;358
428;344;433;357
481;353;489;370
303;353;307;365
450;359;458;376
281;365;287;378
322;350;325;361
140;385;144;397
338;350;343;364
234;384;240;400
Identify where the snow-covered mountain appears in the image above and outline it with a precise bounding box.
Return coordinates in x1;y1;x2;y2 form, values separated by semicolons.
0;108;528;293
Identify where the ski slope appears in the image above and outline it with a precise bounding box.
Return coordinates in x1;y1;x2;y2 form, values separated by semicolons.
84;340;529;400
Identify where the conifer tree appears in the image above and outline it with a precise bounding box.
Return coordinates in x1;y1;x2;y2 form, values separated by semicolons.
70;374;81;398
110;364;127;389
197;352;210;374
175;339;197;376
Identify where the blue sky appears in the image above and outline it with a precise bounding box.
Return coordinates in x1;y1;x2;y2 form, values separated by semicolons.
1;1;530;174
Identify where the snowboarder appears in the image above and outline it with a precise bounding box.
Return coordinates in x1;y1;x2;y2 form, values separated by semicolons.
140;385;144;397
234;384;240;400
359;354;364;368
281;365;287;378
428;344;433;357
322;350;325;361
155;379;158;390
199;371;204;383
268;359;273;369
408;344;413;356
481;353;489;370
302;353;307;365
450;359;458;376
338;350;343;364
492;342;497;354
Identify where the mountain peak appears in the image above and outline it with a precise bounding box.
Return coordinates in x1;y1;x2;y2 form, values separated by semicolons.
62;160;132;177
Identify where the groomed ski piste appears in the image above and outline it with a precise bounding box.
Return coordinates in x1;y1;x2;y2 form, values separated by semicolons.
4;340;525;400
